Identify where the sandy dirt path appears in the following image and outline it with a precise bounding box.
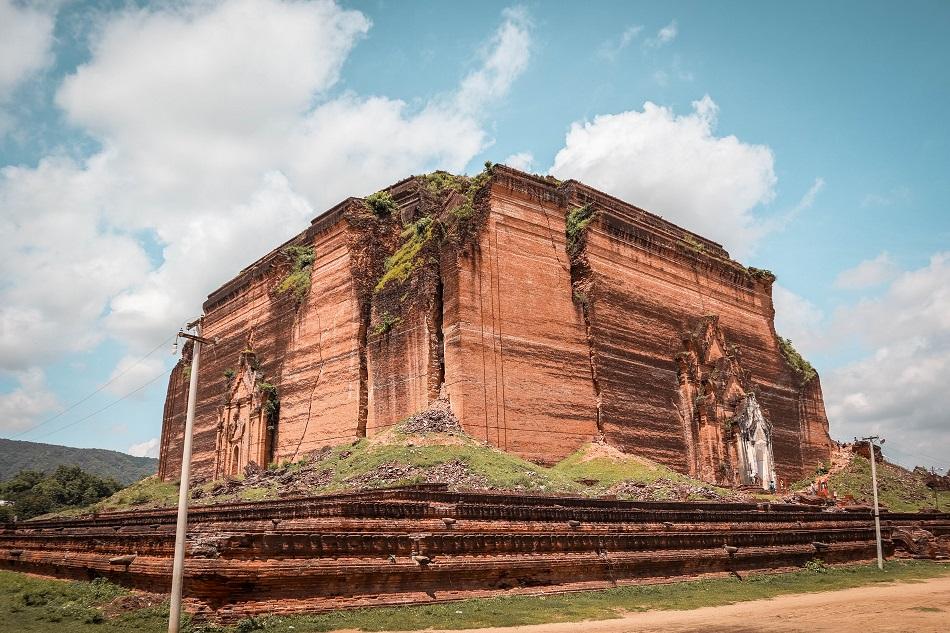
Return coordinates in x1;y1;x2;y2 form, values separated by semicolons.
398;575;950;633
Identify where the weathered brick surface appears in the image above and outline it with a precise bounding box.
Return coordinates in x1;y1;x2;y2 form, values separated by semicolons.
158;166;831;487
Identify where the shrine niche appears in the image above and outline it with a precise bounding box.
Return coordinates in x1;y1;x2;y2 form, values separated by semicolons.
674;316;776;489
213;350;279;478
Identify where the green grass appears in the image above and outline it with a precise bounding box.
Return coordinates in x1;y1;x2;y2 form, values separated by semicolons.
828;456;950;513
306;435;580;494
0;571;177;632
35;435;770;518
32;476;180;519
3;561;947;632
549;448;742;500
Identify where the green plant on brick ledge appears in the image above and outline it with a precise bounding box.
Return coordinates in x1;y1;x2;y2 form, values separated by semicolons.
778;336;817;384
275;245;315;302
373;311;401;335
364;190;398;217
566;203;596;256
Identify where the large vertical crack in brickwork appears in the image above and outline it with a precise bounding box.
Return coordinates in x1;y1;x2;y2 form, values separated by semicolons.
429;278;445;399
356;302;370;438
565;201;604;437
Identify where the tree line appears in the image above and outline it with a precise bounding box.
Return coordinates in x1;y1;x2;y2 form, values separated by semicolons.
0;465;123;521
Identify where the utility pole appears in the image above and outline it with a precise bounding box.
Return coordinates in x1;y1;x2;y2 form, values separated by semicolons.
168;318;215;633
859;435;885;571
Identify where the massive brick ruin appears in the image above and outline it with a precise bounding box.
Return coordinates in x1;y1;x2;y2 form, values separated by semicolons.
158;165;832;489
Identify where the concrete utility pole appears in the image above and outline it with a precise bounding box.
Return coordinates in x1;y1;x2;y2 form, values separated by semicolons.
859;435;885;571
168;318;214;633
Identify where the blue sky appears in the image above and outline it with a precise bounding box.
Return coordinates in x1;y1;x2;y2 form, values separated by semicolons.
1;0;947;472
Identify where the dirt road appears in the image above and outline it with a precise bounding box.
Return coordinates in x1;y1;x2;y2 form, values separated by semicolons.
410;576;950;633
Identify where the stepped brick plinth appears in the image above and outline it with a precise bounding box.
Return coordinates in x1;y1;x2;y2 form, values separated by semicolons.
4;487;939;621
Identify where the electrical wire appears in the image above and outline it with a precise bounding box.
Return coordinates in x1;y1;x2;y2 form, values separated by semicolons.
11;333;176;438
28;367;174;441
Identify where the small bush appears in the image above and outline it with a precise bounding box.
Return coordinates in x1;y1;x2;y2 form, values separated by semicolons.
566;204;596;256
364;191;398;217
373;311;401;335
275;245;315;303
778;336;817;383
374;217;435;292
682;234;706;254
804;558;829;573
234;617;265;632
747;266;776;283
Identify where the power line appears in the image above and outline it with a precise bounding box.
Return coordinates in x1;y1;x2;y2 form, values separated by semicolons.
11;334;175;438
28;367;173;441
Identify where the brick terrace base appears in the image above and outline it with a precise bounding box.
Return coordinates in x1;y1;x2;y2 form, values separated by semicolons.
2;485;947;621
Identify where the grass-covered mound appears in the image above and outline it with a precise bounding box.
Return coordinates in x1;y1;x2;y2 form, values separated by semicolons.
826;455;949;513
34;410;764;519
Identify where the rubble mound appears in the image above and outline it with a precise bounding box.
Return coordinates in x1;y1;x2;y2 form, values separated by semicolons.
609;478;752;503
422;458;490;489
401;395;461;435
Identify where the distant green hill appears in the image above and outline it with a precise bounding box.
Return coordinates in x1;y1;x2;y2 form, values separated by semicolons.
0;438;157;485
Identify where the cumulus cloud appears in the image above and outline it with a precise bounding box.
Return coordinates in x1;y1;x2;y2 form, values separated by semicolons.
824;253;950;468
0;0;532;375
835;252;900;290
502;151;534;172
772;284;826;359
103;355;167;399
0;368;59;433
549;95;776;258
0;0;54;98
0;0;55;133
128;437;160;458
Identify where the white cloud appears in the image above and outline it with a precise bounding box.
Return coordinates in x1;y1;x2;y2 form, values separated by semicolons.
0;0;54;99
646;20;677;48
454;6;531;114
0;0;55;134
0;154;153;368
772;284;826;359
549;95;776;259
502;151;534;172
103;355;167;399
834;252;900;290
823;253;950;469
0;368;59;433
128;437;160;458
0;0;533;378
597;25;643;61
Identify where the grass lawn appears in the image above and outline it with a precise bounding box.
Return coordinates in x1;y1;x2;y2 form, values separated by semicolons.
2;560;948;632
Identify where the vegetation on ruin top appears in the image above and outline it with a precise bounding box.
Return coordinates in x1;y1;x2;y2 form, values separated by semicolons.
363;190;398;217
565;203;596;256
3;561;949;632
374;217;435;293
38;420;768;519
777;336;818;383
274;245;315;302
